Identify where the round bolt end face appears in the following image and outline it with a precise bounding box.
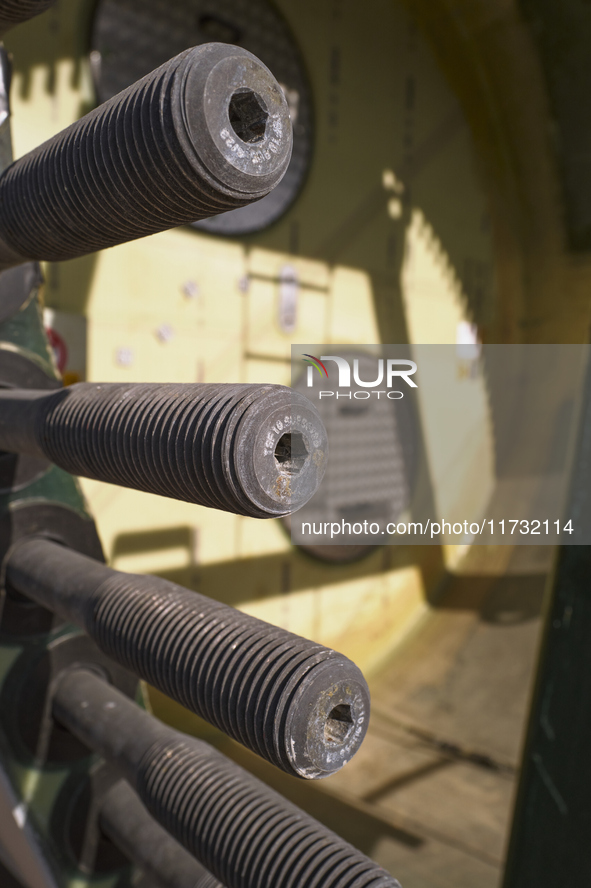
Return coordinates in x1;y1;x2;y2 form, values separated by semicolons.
235;389;328;517
285;659;370;778
184;44;292;194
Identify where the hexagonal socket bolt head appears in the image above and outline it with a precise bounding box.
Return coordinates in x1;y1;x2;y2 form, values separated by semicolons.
0;383;327;518
0;43;292;269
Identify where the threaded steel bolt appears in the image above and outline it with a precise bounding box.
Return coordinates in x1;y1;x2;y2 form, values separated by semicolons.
0;43;292;269
100;780;222;888
54;670;401;888
0;0;56;36
0;382;327;517
8;537;368;779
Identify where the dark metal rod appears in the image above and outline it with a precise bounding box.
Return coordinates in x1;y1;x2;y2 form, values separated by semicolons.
100;780;223;888
0;43;292;270
7;537;369;779
54;670;400;888
0;382;327;517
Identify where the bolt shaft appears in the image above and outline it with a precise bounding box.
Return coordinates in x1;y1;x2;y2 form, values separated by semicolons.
0;44;292;269
54;670;401;888
7;537;368;779
100;780;222;888
0;382;327;517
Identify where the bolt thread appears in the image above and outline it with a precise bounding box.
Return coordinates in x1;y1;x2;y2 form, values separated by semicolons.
54;671;397;888
100;780;223;888
91;570;355;777
138;736;400;888
0;0;56;35
7;537;366;778
30;382;312;518
0;45;288;265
